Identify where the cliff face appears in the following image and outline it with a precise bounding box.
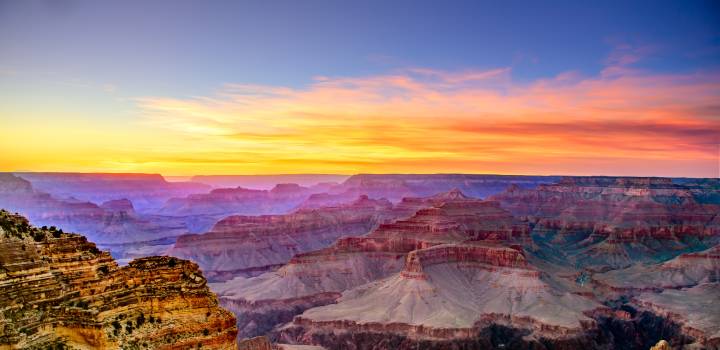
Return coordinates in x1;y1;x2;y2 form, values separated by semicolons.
211;191;537;340
0;210;237;349
490;176;720;270
279;241;604;347
633;283;720;348
170;196;397;281
593;244;720;296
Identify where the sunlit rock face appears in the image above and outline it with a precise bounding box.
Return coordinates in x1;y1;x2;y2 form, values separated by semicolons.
13;172;210;212
238;336;273;350
0;210;237;349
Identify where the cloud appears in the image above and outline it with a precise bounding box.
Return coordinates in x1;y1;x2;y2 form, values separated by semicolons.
134;55;720;176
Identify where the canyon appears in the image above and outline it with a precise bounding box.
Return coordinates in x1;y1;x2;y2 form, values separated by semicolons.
1;173;719;349
169;195;398;281
210;177;719;349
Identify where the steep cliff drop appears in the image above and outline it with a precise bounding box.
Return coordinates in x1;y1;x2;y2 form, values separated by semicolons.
0;209;237;349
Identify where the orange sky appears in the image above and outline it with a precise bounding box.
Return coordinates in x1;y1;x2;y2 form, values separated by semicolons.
2;64;719;177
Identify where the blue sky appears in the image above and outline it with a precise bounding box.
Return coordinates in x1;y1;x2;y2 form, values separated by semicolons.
1;0;719;176
2;0;718;95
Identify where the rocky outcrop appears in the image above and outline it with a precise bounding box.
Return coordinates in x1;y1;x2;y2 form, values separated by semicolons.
633;283;720;348
650;340;671;350
0;210;237;349
170;196;397;281
593;244;720;296
279;241;604;346
100;198;136;214
238;336;273;350
211;192;538;340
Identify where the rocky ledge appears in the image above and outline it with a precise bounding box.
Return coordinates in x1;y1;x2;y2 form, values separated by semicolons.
0;209;237;349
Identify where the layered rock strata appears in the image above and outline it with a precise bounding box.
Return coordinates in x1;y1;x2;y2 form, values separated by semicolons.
171;196;397;281
212;192;534;339
593;244;720;296
490;177;720;270
277;241;604;348
0;209;237;349
634;283;720;348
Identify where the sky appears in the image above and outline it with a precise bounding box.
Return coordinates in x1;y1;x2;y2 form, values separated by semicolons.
1;0;719;177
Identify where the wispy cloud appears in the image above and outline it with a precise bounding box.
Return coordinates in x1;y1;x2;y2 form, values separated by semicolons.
132;49;720;176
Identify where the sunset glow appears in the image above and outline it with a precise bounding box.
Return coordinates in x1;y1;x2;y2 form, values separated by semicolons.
1;1;718;177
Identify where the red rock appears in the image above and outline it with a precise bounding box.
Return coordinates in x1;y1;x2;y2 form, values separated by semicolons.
169;196;397;280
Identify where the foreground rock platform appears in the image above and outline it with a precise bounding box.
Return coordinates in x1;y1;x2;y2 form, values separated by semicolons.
0;209;237;349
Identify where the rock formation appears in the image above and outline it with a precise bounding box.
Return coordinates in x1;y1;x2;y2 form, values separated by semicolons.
650;340;671;350
281;241;604;346
634;283;720;348
490;176;720;270
215;179;720;349
170;196;398;281
593;244;720;296
212;191;539;339
238;336;273;350
0;209;237;349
